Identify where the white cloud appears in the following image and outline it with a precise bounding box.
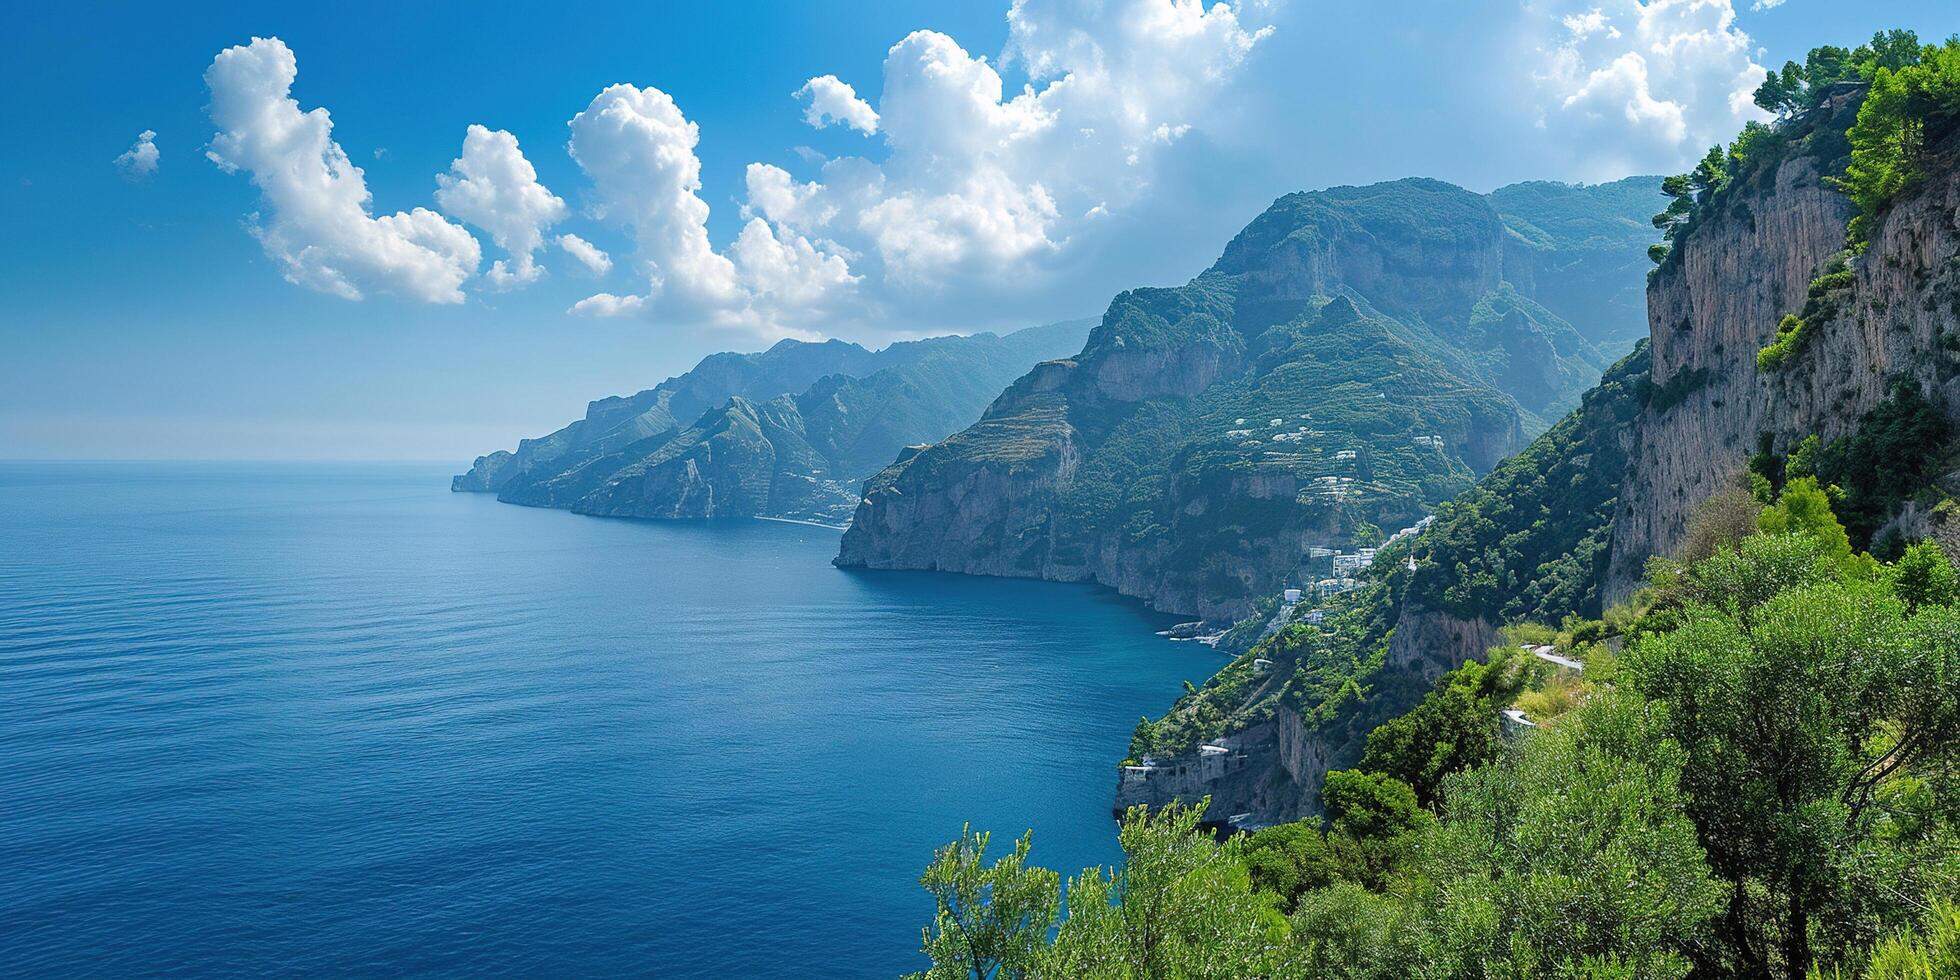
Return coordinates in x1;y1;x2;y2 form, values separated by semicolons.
1561;10;1618;39
568;292;645;317
435;124;566;288
729;217;859;307
1751;0;1785;10
794;75;879;134
568;83;742;311
744;0;1275;289
744;162;838;232
1533;0;1769;178
557;233;612;276
201;6;1272;328
567;83;856;336
115;130;159;179
204;37;479;303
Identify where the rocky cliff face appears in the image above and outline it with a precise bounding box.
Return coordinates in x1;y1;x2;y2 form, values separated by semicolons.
1605;150;1856;596
1603;92;1960;597
451;321;1091;525
839;178;1645;620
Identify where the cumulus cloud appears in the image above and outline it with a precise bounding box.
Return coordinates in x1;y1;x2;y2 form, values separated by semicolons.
568;83;742;312
202;5;1274;328
204;37;479;303
567;292;645;317
794;75;879;134
1532;0;1769;178
435;124;566;288
557;233;612;276
566;83;856;336
741;0;1275;289
115;130;159;179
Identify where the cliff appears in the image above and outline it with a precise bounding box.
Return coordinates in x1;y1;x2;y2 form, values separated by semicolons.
839;178;1656;619
452;320;1092;525
1610;90;1960;595
1116;83;1960;826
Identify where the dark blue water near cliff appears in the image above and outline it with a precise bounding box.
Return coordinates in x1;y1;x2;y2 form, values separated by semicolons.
0;462;1214;977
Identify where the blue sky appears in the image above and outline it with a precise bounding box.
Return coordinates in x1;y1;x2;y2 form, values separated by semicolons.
2;1;1951;461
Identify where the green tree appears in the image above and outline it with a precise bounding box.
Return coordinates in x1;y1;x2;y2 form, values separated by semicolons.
1755;59;1810;115
1891;539;1959;612
1319;769;1430;890
1244;821;1338;913
913;827;1059;980
1626;546;1960;977
1282;696;1724;979
1288;882;1420;978
1753;32;1921;117
1653;149;1726;223
1817;898;1960;979
1413;694;1724;979
1759;476;1854;567
1047;801;1287;978
1837;39;1960;246
1359;645;1529;806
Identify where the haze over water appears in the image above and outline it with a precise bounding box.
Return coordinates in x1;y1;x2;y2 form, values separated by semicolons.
0;462;1209;976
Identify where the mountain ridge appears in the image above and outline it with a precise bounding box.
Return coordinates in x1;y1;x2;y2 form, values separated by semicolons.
453;319;1094;524
835;176;1660;619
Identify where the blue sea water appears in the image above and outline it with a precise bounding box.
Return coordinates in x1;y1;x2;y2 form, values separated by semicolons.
0;462;1217;977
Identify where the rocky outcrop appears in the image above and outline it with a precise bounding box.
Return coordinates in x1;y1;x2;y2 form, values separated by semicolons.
1606;93;1960;598
459;338;885;498
451;451;515;492
1384;603;1503;681
1116;597;1501;824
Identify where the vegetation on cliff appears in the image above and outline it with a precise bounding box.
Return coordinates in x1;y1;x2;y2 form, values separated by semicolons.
916;495;1960;978
1647;32;1929;274
1125;342;1650;766
1747;32;1960;372
1747;380;1957;552
1835;36;1960;248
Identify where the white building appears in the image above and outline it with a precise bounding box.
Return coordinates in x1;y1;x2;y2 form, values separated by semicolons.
1283;587;1302;603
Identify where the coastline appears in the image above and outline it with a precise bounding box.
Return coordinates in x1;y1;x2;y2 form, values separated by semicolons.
754;515;849;530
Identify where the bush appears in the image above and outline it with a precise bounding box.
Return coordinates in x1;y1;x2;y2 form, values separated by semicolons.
1838;39;1960;248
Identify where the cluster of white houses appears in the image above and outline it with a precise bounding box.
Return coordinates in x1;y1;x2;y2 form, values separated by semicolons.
1286;514;1437;605
1121;737;1252;786
1277;513;1450;619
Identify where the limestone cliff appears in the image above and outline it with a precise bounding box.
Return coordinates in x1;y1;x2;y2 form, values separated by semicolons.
1610;93;1960;596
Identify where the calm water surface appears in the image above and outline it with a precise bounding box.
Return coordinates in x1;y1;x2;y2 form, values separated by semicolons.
0;462;1216;977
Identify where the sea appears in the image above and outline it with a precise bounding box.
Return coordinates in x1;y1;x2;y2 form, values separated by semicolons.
0;462;1217;977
